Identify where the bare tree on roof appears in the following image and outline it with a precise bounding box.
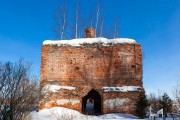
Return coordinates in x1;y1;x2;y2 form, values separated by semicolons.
95;2;103;37
53;0;123;39
112;18;120;38
99;17;104;37
54;4;67;39
90;12;94;28
74;0;79;39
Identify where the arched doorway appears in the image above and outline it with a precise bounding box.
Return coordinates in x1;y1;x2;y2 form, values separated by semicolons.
82;89;101;114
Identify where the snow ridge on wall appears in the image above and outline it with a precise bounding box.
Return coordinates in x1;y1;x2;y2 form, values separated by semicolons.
41;84;76;94
102;86;141;92
43;37;137;46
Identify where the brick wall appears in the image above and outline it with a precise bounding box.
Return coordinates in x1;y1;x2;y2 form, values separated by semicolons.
39;43;143;114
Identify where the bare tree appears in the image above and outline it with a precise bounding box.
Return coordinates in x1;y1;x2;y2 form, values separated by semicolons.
108;18;120;39
74;0;79;39
53;1;124;39
113;20;119;38
173;83;180;107
173;83;180;116
99;17;104;37
148;93;161;113
95;2;103;37
55;5;67;39
74;0;93;38
0;59;39;120
90;12;94;28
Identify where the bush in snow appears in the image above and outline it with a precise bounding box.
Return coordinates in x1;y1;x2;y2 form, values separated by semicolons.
135;92;149;118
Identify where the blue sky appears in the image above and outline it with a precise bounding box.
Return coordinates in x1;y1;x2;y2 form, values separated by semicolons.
0;0;180;98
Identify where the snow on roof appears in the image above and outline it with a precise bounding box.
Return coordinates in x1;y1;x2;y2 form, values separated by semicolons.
43;37;137;46
102;86;141;92
41;84;76;94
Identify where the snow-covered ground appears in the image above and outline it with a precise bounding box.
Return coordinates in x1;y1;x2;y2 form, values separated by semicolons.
30;107;140;120
30;107;177;120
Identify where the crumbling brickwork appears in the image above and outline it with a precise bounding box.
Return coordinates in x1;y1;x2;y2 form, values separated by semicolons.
39;42;143;115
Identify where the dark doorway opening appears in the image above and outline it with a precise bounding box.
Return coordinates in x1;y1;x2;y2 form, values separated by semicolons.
82;89;101;115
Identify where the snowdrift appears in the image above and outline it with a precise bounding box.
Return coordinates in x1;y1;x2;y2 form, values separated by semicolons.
30;107;139;120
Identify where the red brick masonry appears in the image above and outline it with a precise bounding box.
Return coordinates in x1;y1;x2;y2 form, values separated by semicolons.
39;42;143;115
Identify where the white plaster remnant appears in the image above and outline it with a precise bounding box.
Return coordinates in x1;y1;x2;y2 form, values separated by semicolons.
102;86;141;92
56;99;80;105
104;98;130;108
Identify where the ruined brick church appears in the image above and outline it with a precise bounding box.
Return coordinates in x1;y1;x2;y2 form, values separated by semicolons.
39;28;143;115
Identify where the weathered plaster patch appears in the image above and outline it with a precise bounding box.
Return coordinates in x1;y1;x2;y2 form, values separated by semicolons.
57;99;80;105
104;98;130;108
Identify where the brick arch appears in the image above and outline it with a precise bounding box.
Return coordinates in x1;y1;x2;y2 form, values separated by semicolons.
80;86;102;98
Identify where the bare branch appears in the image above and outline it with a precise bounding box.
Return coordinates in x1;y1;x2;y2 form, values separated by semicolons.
113;18;119;38
95;2;100;37
90;12;94;28
75;0;79;39
99;17;104;37
55;4;67;39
